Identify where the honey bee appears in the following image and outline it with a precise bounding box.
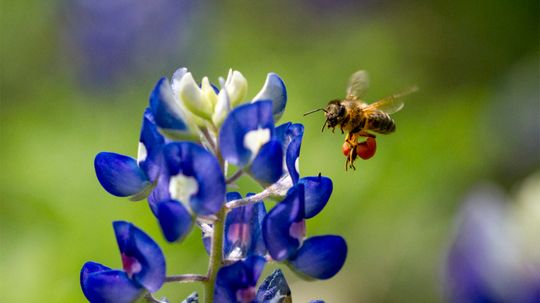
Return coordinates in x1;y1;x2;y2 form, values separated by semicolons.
304;70;417;170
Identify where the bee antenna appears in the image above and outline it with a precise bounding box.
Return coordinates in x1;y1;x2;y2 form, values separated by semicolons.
303;108;327;116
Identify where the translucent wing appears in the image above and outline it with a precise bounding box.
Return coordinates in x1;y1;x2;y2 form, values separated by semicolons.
346;70;369;100
363;86;418;114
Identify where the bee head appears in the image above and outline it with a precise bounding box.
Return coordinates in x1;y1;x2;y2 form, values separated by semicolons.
325;100;346;128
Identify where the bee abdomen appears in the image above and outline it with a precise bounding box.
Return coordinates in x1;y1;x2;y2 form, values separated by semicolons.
368;112;396;134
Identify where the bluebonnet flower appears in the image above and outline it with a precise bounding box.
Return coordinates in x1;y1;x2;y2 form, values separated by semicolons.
262;184;347;280
214;256;266;303
202;192;267;260
274;121;333;218
445;182;540;303
86;68;346;303
80;221;166;303
219;101;284;186
61;0;196;89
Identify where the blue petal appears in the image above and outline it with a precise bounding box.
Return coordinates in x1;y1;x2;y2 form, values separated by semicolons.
288;235;347;280
147;173;171;215
149;77;189;132
113;221;166;292
256;269;292;303
299;175;333;219
138;108;165;182
156;200;194;242
226;191;243;201
248;139;283;186
164;142;225;216
224;193;267;259
275;123;304;183
95;152;151;197
253;73;287;121
286;136;302;184
262;184;305;261
214;256;266;303
274;122;292;141
81;262;143;303
219;101;275;168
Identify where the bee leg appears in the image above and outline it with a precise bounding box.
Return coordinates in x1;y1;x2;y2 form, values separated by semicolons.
348;144;357;170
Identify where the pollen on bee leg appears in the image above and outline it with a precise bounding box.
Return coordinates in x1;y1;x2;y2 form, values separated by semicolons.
357;137;377;160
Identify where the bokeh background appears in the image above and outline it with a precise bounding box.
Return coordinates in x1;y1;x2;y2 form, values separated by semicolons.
1;0;538;302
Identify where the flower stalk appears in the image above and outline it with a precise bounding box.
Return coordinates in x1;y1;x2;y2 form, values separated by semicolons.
205;207;225;303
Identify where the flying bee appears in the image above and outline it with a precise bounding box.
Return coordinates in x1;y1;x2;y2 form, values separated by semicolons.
304;70;418;170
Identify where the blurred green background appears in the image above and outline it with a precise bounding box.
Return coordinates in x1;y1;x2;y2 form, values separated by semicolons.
1;0;538;302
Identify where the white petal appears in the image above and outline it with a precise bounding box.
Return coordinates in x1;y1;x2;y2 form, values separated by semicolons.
171;67;188;93
225;70;248;107
201;77;218;108
212;89;231;127
178;73;213;120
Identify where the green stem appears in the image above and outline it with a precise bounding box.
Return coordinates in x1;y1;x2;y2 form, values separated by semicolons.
204;207;225;303
164;274;207;283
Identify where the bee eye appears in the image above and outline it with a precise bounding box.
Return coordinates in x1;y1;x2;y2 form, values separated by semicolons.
338;105;346;117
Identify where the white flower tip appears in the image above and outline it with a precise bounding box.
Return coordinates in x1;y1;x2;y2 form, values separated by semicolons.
218;76;226;88
225;70;248;107
212;89;231;127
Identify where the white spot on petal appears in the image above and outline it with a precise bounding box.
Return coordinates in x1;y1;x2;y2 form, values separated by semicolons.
227;247;244;261
169;173;199;204
137;142;147;164
243;128;271;159
294;158;300;174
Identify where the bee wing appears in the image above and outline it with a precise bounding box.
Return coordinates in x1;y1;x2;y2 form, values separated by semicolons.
346;70;369;100
363;86;418;114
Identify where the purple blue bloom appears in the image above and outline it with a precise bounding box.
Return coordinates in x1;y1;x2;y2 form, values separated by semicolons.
214;256;266;303
263;184;347;280
224;193;267;260
149;141;226;242
445;183;540;303
219;101;283;186
80;221;166;302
